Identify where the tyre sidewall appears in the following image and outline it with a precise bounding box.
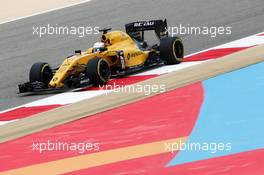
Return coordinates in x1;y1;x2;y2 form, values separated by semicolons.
160;37;184;65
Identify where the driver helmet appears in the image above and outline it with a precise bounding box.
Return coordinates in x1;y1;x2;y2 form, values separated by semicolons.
93;42;105;52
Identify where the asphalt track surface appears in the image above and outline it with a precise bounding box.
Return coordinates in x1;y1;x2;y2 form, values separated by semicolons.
0;0;264;111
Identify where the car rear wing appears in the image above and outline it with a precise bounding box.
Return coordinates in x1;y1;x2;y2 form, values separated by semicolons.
125;19;168;41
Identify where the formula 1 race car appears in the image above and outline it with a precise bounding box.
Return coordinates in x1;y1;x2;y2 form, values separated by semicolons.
18;19;184;94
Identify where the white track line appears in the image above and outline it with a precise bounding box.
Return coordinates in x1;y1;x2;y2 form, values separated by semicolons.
0;120;17;126
186;31;264;54
215;34;264;48
137;61;208;76
0;0;92;25
24;90;110;107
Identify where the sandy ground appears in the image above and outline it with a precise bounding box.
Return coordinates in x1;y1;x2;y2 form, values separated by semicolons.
0;0;88;23
1;44;264;143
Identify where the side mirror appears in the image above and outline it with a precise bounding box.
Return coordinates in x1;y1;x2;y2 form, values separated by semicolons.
75;50;82;55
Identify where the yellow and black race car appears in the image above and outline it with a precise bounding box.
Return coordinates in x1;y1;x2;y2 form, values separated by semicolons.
18;19;184;93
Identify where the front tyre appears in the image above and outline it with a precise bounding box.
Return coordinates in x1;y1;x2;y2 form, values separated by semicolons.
29;62;53;86
160;37;184;65
86;57;111;86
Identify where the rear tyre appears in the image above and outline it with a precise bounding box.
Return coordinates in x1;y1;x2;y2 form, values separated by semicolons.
29;62;53;86
160;37;184;65
86;57;111;86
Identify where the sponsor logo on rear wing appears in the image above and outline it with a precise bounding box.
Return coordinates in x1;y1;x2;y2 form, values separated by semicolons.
126;19;167;31
133;21;155;27
125;19;168;40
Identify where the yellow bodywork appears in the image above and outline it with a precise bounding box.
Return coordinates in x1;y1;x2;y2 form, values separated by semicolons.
49;31;151;88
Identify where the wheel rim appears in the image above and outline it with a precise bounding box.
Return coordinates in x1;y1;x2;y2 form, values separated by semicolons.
173;39;184;59
41;65;52;84
98;60;110;82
